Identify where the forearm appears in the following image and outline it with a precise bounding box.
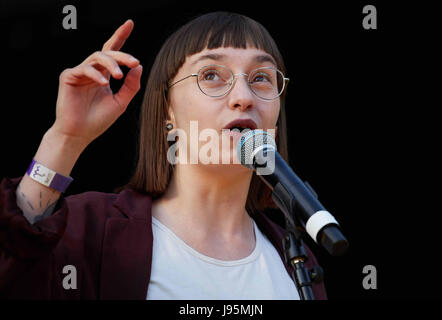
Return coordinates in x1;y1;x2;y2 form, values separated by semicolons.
16;127;86;224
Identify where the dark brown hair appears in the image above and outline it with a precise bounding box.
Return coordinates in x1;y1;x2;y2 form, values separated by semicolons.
116;11;289;215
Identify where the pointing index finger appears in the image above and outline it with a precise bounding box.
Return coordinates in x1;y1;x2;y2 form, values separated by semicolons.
102;19;134;52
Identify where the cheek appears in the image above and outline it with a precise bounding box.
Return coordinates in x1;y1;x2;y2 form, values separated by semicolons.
170;89;194;128
170;89;218;131
262;103;281;129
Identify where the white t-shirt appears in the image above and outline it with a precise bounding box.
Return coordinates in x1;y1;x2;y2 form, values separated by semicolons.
146;216;300;300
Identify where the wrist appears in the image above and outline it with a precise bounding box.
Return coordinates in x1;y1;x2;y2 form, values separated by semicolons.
26;158;74;193
33;128;86;177
46;125;90;152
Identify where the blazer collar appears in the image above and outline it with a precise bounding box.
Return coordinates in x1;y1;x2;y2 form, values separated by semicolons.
112;188;153;220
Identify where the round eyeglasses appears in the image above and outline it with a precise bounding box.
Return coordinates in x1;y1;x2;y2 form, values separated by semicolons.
168;64;289;100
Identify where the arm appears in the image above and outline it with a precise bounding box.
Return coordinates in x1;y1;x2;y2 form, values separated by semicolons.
16;128;86;224
0;20;142;298
15;20;142;225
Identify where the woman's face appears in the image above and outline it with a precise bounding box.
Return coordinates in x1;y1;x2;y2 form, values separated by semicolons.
168;46;281;169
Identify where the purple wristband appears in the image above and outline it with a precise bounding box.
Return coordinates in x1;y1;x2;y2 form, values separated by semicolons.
26;159;73;193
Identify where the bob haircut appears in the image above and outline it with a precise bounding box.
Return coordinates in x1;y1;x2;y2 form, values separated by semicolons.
116;11;289;216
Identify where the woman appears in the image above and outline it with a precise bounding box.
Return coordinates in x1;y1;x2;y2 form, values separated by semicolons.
0;12;326;299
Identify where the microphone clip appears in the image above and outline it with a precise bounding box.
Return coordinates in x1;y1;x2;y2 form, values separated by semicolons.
278;181;323;300
282;228;320;300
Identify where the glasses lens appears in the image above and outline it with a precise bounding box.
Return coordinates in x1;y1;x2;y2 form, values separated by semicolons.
197;65;233;97
249;68;285;100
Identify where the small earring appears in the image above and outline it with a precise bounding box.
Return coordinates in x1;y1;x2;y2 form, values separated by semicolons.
166;123;173;131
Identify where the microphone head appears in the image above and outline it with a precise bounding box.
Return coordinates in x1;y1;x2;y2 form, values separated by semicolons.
237;129;277;168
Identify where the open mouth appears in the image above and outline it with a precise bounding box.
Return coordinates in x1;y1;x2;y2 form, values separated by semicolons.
223;118;258;132
229;126;251;131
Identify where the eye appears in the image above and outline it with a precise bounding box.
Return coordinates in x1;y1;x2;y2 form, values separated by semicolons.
251;72;272;83
201;70;221;81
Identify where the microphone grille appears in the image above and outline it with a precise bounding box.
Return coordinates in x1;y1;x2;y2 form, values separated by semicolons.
237;130;277;167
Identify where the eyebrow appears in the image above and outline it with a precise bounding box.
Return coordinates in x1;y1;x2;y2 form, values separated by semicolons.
191;53;277;67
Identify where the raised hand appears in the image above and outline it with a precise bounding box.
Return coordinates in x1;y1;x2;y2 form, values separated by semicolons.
51;19;143;149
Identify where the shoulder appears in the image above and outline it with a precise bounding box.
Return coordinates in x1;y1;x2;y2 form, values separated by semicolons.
62;186;153;222
64;190;117;214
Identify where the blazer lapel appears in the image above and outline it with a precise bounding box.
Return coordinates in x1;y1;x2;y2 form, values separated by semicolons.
99;189;153;300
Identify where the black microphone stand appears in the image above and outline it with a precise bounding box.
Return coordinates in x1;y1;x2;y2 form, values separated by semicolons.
282;217;319;300
272;181;324;300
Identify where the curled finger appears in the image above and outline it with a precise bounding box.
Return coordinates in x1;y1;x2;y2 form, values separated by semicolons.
72;64;109;86
85;51;124;80
102;50;140;69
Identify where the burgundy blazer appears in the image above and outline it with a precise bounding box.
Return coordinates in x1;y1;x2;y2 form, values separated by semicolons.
0;176;327;300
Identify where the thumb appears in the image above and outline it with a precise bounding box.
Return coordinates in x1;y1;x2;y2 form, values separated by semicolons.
114;65;143;109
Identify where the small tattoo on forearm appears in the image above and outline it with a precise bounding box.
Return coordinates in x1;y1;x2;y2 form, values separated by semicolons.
27;200;34;210
33;201;58;223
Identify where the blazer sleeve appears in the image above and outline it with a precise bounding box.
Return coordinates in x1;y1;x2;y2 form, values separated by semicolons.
0;176;70;298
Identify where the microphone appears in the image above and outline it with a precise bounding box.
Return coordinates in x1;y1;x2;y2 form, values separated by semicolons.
237;130;349;256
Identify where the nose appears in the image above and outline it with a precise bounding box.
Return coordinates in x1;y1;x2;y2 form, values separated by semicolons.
227;73;255;111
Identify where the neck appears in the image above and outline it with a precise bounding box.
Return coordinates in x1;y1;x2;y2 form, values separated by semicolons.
154;164;254;241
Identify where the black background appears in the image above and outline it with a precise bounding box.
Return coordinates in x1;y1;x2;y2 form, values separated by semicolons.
0;0;436;300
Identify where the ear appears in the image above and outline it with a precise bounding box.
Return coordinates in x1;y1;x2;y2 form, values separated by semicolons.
165;105;177;129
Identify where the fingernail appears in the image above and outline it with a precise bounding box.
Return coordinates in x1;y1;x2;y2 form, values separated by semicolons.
129;57;139;63
115;67;123;75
